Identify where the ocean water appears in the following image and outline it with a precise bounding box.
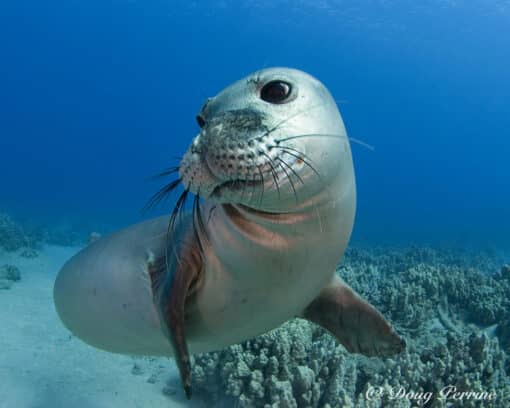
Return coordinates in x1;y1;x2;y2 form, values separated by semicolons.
1;1;510;407
2;0;509;248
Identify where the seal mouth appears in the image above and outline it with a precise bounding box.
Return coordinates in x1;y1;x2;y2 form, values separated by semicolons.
210;178;264;199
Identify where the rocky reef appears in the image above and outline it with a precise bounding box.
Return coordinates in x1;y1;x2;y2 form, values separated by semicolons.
191;247;510;407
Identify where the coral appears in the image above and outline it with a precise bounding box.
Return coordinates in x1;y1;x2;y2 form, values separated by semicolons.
0;213;30;252
20;218;93;247
496;318;510;356
340;247;510;333
39;224;84;246
88;232;102;244
192;246;510;407
19;248;39;259
192;320;358;407
499;264;510;281
0;264;21;290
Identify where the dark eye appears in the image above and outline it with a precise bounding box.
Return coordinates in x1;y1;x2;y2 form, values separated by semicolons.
260;81;292;104
196;115;206;128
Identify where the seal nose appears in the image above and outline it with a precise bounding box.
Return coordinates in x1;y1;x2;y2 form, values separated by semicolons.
196;114;206;128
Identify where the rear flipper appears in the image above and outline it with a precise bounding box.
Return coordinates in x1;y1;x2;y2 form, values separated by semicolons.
303;276;406;357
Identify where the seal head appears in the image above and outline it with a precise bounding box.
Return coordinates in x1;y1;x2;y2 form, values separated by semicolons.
179;68;352;213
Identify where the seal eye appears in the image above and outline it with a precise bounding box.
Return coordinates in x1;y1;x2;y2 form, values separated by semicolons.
196;115;206;128
260;81;292;104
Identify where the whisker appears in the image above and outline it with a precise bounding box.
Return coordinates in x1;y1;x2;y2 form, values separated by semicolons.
276;156;305;186
195;193;209;244
256;165;266;206
270;146;321;180
262;153;281;201
207;204;217;225
240;176;250;202
275;133;375;152
169;190;189;237
249;172;258;205
148;166;181;180
349;137;375;151
276;133;347;143
192;195;205;256
246;103;328;143
142;178;182;214
275;157;298;204
167;189;189;269
270;144;315;165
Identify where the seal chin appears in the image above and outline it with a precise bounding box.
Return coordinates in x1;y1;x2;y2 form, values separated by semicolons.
209;178;265;201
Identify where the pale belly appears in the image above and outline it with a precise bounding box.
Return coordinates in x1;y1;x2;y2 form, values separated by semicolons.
185;228;347;354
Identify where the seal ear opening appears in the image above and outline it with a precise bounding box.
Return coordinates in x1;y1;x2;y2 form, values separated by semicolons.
302;276;406;357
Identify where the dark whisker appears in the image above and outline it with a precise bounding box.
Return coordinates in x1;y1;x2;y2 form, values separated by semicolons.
169;190;189;236
249;172;258;205
270;146;321;180
196;199;209;243
262;152;280;201
167;189;189;268
276;156;305;186
275;157;298;204
192;195;205;256
240;175;249;202
256;165;266;206
142;178;182;214
207;205;217;225
149;166;181;180
194;193;209;247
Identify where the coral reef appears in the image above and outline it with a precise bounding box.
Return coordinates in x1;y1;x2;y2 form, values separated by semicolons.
0;211;96;249
0;213;31;252
342;247;510;334
19;248;39;259
0;264;21;290
88;232;102;245
25;222;84;247
192;320;358;407
191;246;510;407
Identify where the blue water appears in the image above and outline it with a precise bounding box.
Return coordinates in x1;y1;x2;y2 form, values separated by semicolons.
1;0;509;249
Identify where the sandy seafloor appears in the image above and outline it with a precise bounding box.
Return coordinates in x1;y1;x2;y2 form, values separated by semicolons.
0;244;204;408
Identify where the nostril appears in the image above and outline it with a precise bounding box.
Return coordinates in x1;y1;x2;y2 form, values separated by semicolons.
196;115;206;128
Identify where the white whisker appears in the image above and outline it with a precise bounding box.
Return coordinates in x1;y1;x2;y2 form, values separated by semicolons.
349;137;375;151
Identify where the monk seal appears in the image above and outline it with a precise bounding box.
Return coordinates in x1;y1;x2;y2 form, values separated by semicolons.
53;67;405;399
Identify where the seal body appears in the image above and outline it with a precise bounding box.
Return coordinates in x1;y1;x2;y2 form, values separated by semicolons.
183;67;356;349
54;68;404;397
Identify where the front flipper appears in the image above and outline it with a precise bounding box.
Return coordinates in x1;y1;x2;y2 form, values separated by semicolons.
147;235;203;399
303;276;405;357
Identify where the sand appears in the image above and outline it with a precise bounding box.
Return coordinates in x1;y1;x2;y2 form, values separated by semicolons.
0;245;202;408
